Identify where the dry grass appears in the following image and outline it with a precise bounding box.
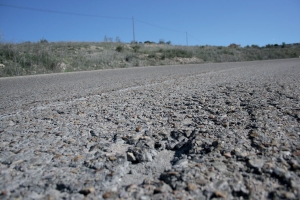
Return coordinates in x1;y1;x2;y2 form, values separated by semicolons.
0;41;299;77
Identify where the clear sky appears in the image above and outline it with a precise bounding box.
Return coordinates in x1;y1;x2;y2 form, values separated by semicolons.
0;0;299;46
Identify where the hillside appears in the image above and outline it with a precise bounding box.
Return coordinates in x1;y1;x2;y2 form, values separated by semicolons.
0;40;299;77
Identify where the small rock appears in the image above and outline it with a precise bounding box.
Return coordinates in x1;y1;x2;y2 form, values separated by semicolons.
212;162;227;172
167;171;180;176
214;180;229;190
109;156;117;161
8;121;15;126
283;191;296;199
127;152;136;162
214;190;227;198
126;184;138;192
223;152;232;158
222;122;229;128
290;180;300;191
209;115;216;120
199;128;207;133
136;125;142;132
131;147;157;162
154;183;172;193
173;159;189;168
248;159;265;169
187;183;198;191
273;167;290;179
293;150;300;156
72;155;83;162
79;187;95;196
103;191;117;199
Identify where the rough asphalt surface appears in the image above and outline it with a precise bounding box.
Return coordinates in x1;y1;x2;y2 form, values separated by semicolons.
0;58;300;199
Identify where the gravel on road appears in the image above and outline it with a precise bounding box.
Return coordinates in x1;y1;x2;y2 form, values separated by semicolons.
0;58;300;199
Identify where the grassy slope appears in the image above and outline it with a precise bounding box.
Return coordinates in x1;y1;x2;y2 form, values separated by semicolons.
0;41;299;77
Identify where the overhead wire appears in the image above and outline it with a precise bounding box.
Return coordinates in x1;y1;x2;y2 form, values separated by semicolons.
0;3;202;44
187;33;201;43
135;19;185;33
0;3;131;20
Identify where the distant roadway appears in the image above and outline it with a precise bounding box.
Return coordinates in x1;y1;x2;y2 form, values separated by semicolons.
0;58;299;114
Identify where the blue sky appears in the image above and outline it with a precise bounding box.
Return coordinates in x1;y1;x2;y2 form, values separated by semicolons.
0;0;299;46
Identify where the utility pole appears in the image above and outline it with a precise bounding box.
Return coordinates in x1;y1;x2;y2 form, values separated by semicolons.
186;32;188;46
132;17;135;43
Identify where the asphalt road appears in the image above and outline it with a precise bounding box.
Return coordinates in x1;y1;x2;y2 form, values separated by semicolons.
0;58;299;115
0;58;300;199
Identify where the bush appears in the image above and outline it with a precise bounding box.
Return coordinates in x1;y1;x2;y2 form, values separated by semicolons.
265;44;272;48
251;44;260;48
39;39;48;44
159;39;165;44
163;48;193;58
144;41;155;44
148;53;156;59
131;45;140;52
116;45;124;52
125;55;131;62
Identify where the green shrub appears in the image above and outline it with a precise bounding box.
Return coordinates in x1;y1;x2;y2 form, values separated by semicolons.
125;54;134;62
116;45;124;52
251;44;260;48
148;53;156;59
144;41;155;44
162;48;193;58
132;45;140;52
265;44;272;48
159;39;165;44
39;39;48;44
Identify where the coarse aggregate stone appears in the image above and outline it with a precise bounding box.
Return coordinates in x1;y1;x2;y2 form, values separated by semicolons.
0;59;300;199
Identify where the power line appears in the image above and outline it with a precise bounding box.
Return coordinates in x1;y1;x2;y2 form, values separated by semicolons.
135;19;201;45
135;19;185;33
0;3;201;45
188;33;201;43
186;32;188;46
132;17;135;42
0;3;131;20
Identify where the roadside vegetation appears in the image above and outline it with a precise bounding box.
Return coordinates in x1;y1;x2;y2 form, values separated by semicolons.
0;39;299;77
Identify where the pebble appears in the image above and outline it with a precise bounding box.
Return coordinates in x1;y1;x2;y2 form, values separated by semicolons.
136;125;142;132
214;190;227;198
187;183;198;191
102;191;117;199
127;152;136;162
79;187;95;196
223;152;232;158
212;162;227;172
173;159;189;168
248;159;265;170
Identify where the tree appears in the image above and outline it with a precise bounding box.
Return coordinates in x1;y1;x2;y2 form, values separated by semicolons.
115;36;121;43
104;35;108;42
159;39;165;44
39;39;48;43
